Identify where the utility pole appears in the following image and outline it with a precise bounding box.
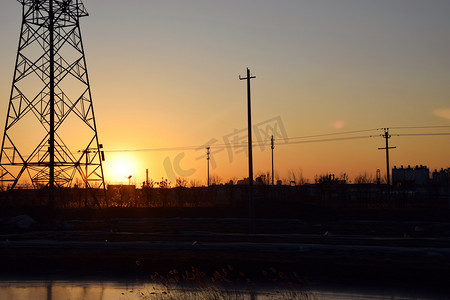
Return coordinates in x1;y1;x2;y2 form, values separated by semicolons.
206;147;210;187
240;68;256;234
271;135;274;186
378;128;396;198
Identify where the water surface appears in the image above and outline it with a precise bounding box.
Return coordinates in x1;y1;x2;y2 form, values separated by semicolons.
0;280;443;300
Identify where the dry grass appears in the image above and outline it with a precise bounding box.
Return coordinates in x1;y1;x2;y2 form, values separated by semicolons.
135;266;311;300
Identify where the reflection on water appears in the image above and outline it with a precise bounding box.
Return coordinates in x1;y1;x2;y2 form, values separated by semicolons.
0;281;255;300
0;280;444;300
0;281;137;300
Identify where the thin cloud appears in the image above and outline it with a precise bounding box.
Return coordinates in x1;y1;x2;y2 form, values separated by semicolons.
433;108;450;120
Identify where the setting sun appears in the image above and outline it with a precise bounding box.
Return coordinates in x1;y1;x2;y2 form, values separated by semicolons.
104;153;138;184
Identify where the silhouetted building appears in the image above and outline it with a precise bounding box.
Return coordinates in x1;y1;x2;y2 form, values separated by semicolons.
392;165;429;187
415;165;430;185
431;168;450;185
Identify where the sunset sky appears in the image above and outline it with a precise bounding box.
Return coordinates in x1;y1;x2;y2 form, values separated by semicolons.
1;0;450;186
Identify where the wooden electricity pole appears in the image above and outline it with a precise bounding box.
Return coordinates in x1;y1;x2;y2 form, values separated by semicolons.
240;68;256;234
378;128;396;199
271;135;274;186
206;147;210;187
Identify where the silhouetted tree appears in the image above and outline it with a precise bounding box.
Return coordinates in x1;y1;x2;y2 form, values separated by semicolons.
288;168;309;185
158;178;170;188
209;175;222;185
73;177;83;188
315;173;338;184
142;179;155;188
175;177;188;188
228;176;239;185
339;172;349;184
255;171;271;185
354;172;375;184
189;179;202;187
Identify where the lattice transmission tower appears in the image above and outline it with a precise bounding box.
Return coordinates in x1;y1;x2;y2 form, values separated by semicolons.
0;0;105;200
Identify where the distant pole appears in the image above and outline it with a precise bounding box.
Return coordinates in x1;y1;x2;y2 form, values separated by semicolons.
378;128;396;198
271;135;274;186
146;169;149;186
206;147;210;187
240;68;256;234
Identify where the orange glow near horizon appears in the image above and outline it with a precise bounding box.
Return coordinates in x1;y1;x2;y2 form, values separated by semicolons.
2;1;450;188
103;153;139;185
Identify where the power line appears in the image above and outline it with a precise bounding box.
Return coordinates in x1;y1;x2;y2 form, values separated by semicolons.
101;127;450;154
279;135;376;145
105;146;200;153
287;128;379;140
390;125;450;130
397;133;450;137
103;135;377;153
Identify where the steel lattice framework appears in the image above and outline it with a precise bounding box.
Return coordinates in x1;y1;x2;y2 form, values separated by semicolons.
0;0;105;195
